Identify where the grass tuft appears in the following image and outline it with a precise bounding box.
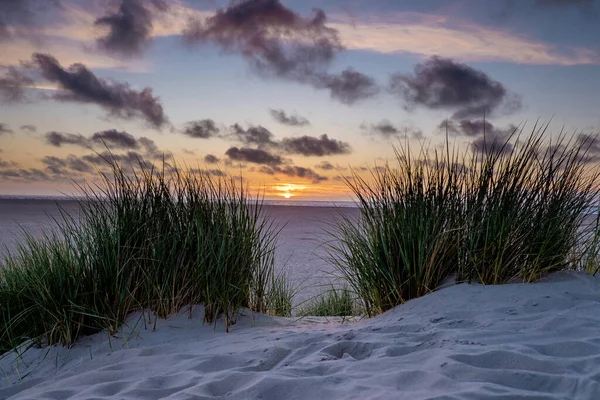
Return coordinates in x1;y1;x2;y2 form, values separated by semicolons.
0;156;285;354
329;126;600;316
299;286;360;317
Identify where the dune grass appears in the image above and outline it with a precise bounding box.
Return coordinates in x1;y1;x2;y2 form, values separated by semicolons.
330;126;600;317
298;286;360;317
0;157;286;354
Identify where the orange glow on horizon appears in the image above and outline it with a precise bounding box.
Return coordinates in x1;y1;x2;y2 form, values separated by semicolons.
273;183;307;199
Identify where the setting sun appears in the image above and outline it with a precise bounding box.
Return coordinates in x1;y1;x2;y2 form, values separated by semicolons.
273;184;307;199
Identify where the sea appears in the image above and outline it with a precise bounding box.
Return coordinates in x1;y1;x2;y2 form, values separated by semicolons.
0;197;359;307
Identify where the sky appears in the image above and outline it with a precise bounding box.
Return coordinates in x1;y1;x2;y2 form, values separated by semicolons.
0;0;599;201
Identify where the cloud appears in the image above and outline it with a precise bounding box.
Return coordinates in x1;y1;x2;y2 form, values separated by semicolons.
362;120;399;137
438;119;517;139
91;129;139;149
95;0;169;58
45;129;161;157
41;155;93;175
183;0;377;104
138;137;161;159
229;124;278;148
0;66;34;103
361;120;425;140
225;146;283;167
0;0;60;41
310;69;380;105
204;154;220;163
29;53;168;128
183;0;341;75
281;134;351;157
0;123;14;135
573;133;600;163
20;124;36;132
389;56;521;119
269;109;310;126
259;165;327;183
457;119;495;137
189;168;226;177
45;131;89;147
315;160;335;170
275;165;327;183
437;118;519;155
471;134;514;155
183;119;220;138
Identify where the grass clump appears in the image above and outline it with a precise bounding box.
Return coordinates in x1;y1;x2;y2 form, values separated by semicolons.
330;126;600;317
299;286;359;317
0;157;284;354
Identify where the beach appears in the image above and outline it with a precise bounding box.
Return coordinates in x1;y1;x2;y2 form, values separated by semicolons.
1;271;599;399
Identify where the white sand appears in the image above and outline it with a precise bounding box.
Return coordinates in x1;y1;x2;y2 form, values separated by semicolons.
2;271;600;399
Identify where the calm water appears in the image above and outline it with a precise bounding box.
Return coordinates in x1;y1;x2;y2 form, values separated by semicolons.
0;198;359;307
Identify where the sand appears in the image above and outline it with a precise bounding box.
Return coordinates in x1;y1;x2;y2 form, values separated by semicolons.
1;271;600;399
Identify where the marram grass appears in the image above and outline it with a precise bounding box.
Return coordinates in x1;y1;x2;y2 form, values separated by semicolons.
329;126;600;317
0;157;289;354
298;286;361;317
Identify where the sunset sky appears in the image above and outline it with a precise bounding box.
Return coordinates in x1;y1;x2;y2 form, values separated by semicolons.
0;0;599;200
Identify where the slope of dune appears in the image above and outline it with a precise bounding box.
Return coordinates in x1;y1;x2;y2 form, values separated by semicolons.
1;271;600;400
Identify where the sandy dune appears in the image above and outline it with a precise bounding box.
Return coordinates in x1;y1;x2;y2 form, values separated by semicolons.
1;271;600;399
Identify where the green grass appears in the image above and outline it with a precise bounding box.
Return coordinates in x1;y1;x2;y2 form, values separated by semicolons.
298;286;360;317
329;126;600;317
0;156;287;354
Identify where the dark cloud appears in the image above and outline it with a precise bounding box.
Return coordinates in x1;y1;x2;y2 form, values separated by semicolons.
361;120;425;140
258;166;275;175
576;133;600;163
225;146;283;166
20;124;36;132
281;134;351;157
0;168;51;182
29;53;168;128
229;124;278;148
436;118;518;155
183;0;341;75
276;165;327;183
188;167;226;177
361;120;399;138
183;119;220;138
315;160;335;170
183;0;377;104
82;150;147;167
389;56;521;119
0;0;60;40
91;129;139;149
269;109;310;126
471;135;514;155
311;69;380;105
45;129;160;158
95;0;168;58
0;67;34;103
204;154;220;164
457;119;495;137
258;165;327;183
41;154;95;175
45;131;89;147
438;119;517;139
0;123;13;135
